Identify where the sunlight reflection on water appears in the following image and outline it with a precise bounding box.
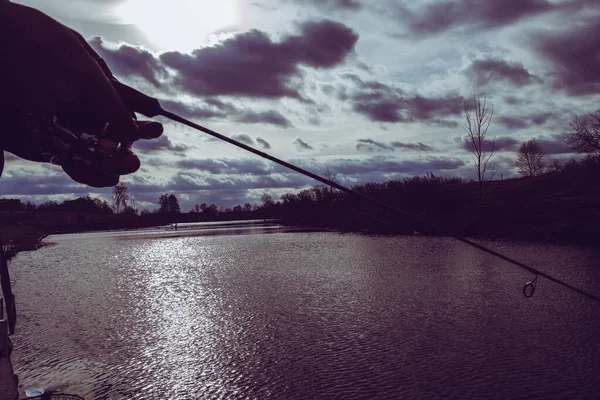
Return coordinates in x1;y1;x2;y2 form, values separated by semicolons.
9;223;600;399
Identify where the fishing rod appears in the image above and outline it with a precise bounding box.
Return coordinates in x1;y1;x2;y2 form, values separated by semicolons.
113;80;600;304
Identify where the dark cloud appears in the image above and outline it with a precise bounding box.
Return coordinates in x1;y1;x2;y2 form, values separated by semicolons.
341;73;393;92
235;110;293;127
89;37;166;87
356;139;393;152
177;158;272;175
231;134;255;146
353;92;463;124
321;156;465;175
339;74;462;124
464;58;542;87
133;135;188;155
532;18;600;95
288;0;362;10
160;20;358;99
160;100;228;119
390;142;434;151
504;96;523;105
461;136;519;152
498;112;555;129
395;0;554;36
160;100;292;127
0;171;102;196
256;137;272;149
293;138;314;151
535;133;573;155
493;137;520;152
498;116;529;130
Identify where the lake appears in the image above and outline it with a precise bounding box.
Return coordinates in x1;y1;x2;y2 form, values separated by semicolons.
9;221;600;399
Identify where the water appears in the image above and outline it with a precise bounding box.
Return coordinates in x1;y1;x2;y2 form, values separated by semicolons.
9;222;600;399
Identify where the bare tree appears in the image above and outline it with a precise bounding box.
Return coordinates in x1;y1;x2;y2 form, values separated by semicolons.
112;182;129;214
516;139;545;177
569;110;600;155
463;95;496;192
323;167;338;194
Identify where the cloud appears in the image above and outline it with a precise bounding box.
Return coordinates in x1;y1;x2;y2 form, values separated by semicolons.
390;142;434;151
355;139;434;152
133;135;188;155
532;18;600;95
160;100;228;119
356;139;393;152
493;137;521;152
235;110;293;127
231;134;255;146
535;132;573;155
285;0;362;10
0;170;102;197
339;74;463;124
464;58;542;87
177;158;272;175
89;37;166;87
168;170;311;191
461;136;519;152
498;112;555;129
256;137;272;149
160;100;292;127
322;155;465;175
160;20;358;99
353;92;463;124
293;138;314;151
394;0;554;36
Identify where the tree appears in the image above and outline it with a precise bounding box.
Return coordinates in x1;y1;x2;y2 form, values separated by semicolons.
158;193;180;214
261;194;274;207
158;194;169;213
323;167;338;194
112;182;129;214
569;110;600;155
168;194;180;213
463;95;496;192
516;139;545;177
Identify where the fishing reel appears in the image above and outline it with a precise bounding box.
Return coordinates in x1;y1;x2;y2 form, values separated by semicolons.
35;114;108;167
20;108;140;181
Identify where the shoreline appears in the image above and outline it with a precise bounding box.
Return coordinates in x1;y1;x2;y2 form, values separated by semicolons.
2;222;598;257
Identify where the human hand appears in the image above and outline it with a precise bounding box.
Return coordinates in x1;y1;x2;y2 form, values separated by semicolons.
0;2;163;187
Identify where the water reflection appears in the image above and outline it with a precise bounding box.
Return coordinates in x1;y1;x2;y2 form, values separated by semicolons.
9;223;600;399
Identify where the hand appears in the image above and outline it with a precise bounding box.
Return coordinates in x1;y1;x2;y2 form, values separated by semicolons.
0;3;163;187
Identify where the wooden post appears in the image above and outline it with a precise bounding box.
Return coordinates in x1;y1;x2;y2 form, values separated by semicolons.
0;241;15;335
0;297;7;359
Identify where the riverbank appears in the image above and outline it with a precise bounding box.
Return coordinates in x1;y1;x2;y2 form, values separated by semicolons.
1;223;47;254
276;166;600;247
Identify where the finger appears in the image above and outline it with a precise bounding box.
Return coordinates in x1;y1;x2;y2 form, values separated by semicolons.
62;163;120;188
136;121;164;140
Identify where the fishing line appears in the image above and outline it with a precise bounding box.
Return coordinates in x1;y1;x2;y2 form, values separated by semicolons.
116;81;600;304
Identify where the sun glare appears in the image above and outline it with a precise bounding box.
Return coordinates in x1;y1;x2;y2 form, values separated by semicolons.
116;0;237;52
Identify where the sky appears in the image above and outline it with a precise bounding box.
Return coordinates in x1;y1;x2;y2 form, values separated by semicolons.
2;0;599;211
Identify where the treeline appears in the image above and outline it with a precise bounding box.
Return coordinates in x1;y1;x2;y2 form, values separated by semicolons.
266;156;600;245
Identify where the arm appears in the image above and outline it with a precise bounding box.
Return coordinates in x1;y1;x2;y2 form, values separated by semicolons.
0;2;162;187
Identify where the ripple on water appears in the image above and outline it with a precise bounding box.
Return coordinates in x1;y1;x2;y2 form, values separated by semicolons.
9;229;600;399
